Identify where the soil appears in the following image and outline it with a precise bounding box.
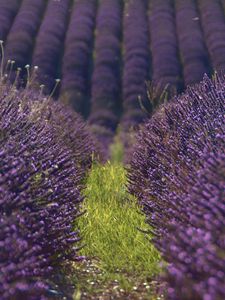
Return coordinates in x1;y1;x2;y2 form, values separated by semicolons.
71;257;166;300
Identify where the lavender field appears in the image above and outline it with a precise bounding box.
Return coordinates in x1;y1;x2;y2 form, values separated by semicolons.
0;0;225;299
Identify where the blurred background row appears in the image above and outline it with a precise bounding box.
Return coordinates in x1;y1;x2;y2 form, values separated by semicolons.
1;0;225;148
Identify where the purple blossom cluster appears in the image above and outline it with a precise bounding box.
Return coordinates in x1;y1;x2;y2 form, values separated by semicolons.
128;75;225;299
161;150;225;300
4;0;46;72
175;0;210;86
121;0;150;132
0;81;95;299
31;0;71;95
198;0;225;72
149;0;181;99
60;0;97;114
89;0;122;151
49;101;97;173
0;0;21;41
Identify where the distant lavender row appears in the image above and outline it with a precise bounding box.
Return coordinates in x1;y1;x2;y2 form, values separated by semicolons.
31;0;71;94
0;81;95;299
121;0;150;133
89;0;122;152
60;0;97;114
198;0;225;72
149;0;181;99
0;0;21;41
175;0;210;86
4;0;46;72
129;75;225;299
0;0;224;145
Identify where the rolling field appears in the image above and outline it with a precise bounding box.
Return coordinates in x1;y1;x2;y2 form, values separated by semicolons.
0;1;225;300
1;0;225;153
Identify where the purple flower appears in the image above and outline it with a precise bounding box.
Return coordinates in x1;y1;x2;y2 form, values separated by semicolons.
0;79;96;299
120;0;151;134
4;0;46;71
60;0;97;114
88;0;122;153
175;0;210;86
161;150;225;300
31;0;70;94
149;0;181;98
128;74;225;299
0;0;20;40
198;0;225;72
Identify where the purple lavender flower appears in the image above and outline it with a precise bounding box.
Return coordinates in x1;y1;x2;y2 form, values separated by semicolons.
128;74;225;299
161;150;225;300
0;79;95;299
31;0;70;95
0;0;21;40
129;74;224;209
49;101;98;172
175;0;210;86
198;0;225;72
120;0;151;133
60;0;97;114
149;0;182;98
88;0;122;153
4;0;46;75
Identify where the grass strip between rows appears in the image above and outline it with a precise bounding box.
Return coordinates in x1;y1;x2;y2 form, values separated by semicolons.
76;161;162;292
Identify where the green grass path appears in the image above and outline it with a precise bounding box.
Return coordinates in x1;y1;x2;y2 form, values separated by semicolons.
72;162;164;299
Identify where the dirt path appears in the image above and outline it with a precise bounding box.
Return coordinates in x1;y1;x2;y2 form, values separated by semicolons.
72;258;165;300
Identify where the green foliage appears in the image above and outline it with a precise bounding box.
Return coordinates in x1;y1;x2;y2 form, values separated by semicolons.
78;162;161;280
109;135;124;163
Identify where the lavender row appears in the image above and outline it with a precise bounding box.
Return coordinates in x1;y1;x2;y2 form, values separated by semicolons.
128;75;225;299
149;0;181;99
0;0;21;41
31;0;71;94
60;0;97;114
4;0;46;73
0;81;95;299
89;0;122;152
1;152;55;300
161;150;225;300
121;0;150;133
175;0;210;86
198;0;225;72
129;74;225;235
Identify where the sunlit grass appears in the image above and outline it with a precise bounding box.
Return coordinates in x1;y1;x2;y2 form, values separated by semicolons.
78;161;161;281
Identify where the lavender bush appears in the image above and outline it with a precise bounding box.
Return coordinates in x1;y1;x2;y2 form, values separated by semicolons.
128;74;225;299
175;0;210;86
88;0;122;153
0;79;95;299
121;0;151;133
60;0;97;115
4;0;46;83
31;0;70;95
198;0;225;72
148;0;181;99
0;0;21;41
49;101;97;173
160;149;225;300
129;74;224;214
